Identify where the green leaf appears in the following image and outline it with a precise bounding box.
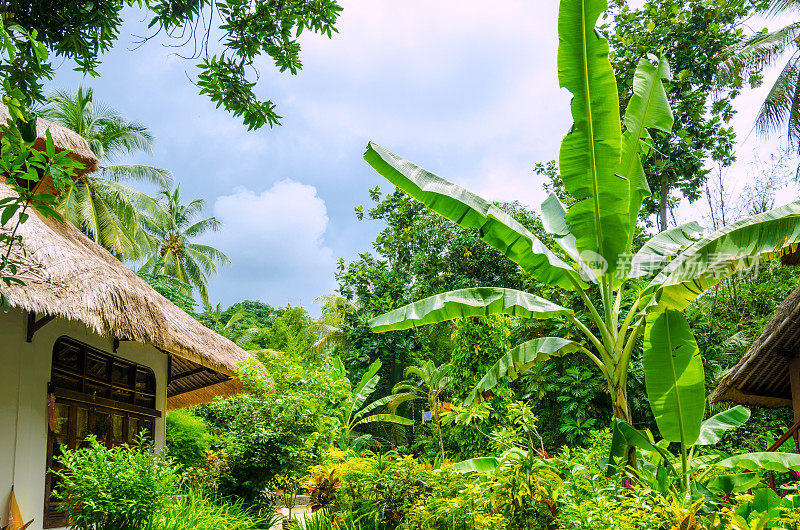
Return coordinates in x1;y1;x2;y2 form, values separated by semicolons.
45;128;55;158
558;0;626;276
465;337;581;405
354;394;395;421
629;221;705;278
541;193;597;283
697;406;750;446
717;452;800;472
647;201;800;310
609;419;679;476
619;55;673;251
1;204;19;225
451;457;501;474
643;309;704;445
369;287;572;333
356;413;413;426
706;473;760;495
352;359;382;411
363;143;585;290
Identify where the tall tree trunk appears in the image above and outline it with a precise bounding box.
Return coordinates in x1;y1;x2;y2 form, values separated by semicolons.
434;410;445;462
658;179;669;232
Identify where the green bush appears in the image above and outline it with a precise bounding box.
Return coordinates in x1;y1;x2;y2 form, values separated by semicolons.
191;351;349;505
53;436;181;530
166;410;212;469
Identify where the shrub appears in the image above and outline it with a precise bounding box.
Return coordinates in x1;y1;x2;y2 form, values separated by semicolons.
53;436;181;530
166;410;212;469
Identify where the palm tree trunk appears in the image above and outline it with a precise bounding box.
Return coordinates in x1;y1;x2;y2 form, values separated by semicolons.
436;415;445;462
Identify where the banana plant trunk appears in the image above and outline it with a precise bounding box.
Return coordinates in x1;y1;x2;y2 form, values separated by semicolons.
611;378;638;470
611;382;632;424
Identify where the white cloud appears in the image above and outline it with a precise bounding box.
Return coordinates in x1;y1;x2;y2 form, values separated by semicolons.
204;180;337;308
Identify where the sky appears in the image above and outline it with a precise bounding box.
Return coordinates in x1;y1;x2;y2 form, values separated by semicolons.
49;1;795;313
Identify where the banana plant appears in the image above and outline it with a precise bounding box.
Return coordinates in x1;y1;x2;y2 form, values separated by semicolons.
332;358;413;451
611;402;800;499
609;406;754;494
362;0;800;429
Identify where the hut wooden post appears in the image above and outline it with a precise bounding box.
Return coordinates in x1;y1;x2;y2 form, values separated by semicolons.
789;357;800;452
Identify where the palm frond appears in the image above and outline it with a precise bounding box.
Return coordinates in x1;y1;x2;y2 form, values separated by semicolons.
720;23;800;80
183;217;224;237
183;245;223;277
185;243;231;266
101;164;172;186
756;55;800;136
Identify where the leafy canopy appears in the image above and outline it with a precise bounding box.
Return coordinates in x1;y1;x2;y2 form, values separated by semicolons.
0;0;342;128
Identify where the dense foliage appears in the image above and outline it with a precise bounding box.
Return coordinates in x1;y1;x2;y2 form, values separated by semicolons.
189;349;349;504
0;0;343;128
607;0;765;231
54;436;181;530
53;437;276;529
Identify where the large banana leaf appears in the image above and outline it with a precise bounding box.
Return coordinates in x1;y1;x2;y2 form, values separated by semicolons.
541;192;598;283
355;394;395;421
697;406;750;446
629;221;705;279
558;0;626;276
451;457;501;474
717;452;800;472
647;201;800;310
370;288;572;333
619;55;673;246
464;337;581;405
351;359;382;412
356;413;414;427
364;143;585;290
643;309;704;446
608;419;679;477
706;473;760;495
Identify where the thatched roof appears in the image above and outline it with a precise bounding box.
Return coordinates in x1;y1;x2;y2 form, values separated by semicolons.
781;245;800;267
711;283;800;409
0;180;249;410
0;105;99;176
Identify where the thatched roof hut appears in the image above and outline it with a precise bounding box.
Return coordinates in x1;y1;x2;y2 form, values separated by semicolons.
711;284;800;409
0;105;99;176
0;106;249;410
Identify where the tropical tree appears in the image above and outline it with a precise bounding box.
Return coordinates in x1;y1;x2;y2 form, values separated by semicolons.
308;294;356;353
139;186;229;304
608;0;758;232
390;361;453;460
332;358;413;450
362;0;800;438
721;0;800;170
40;87;170;258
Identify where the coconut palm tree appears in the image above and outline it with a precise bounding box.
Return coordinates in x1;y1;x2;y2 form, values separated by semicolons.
40;86;171;258
721;1;800;164
139;186;230;304
308;294;356;353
